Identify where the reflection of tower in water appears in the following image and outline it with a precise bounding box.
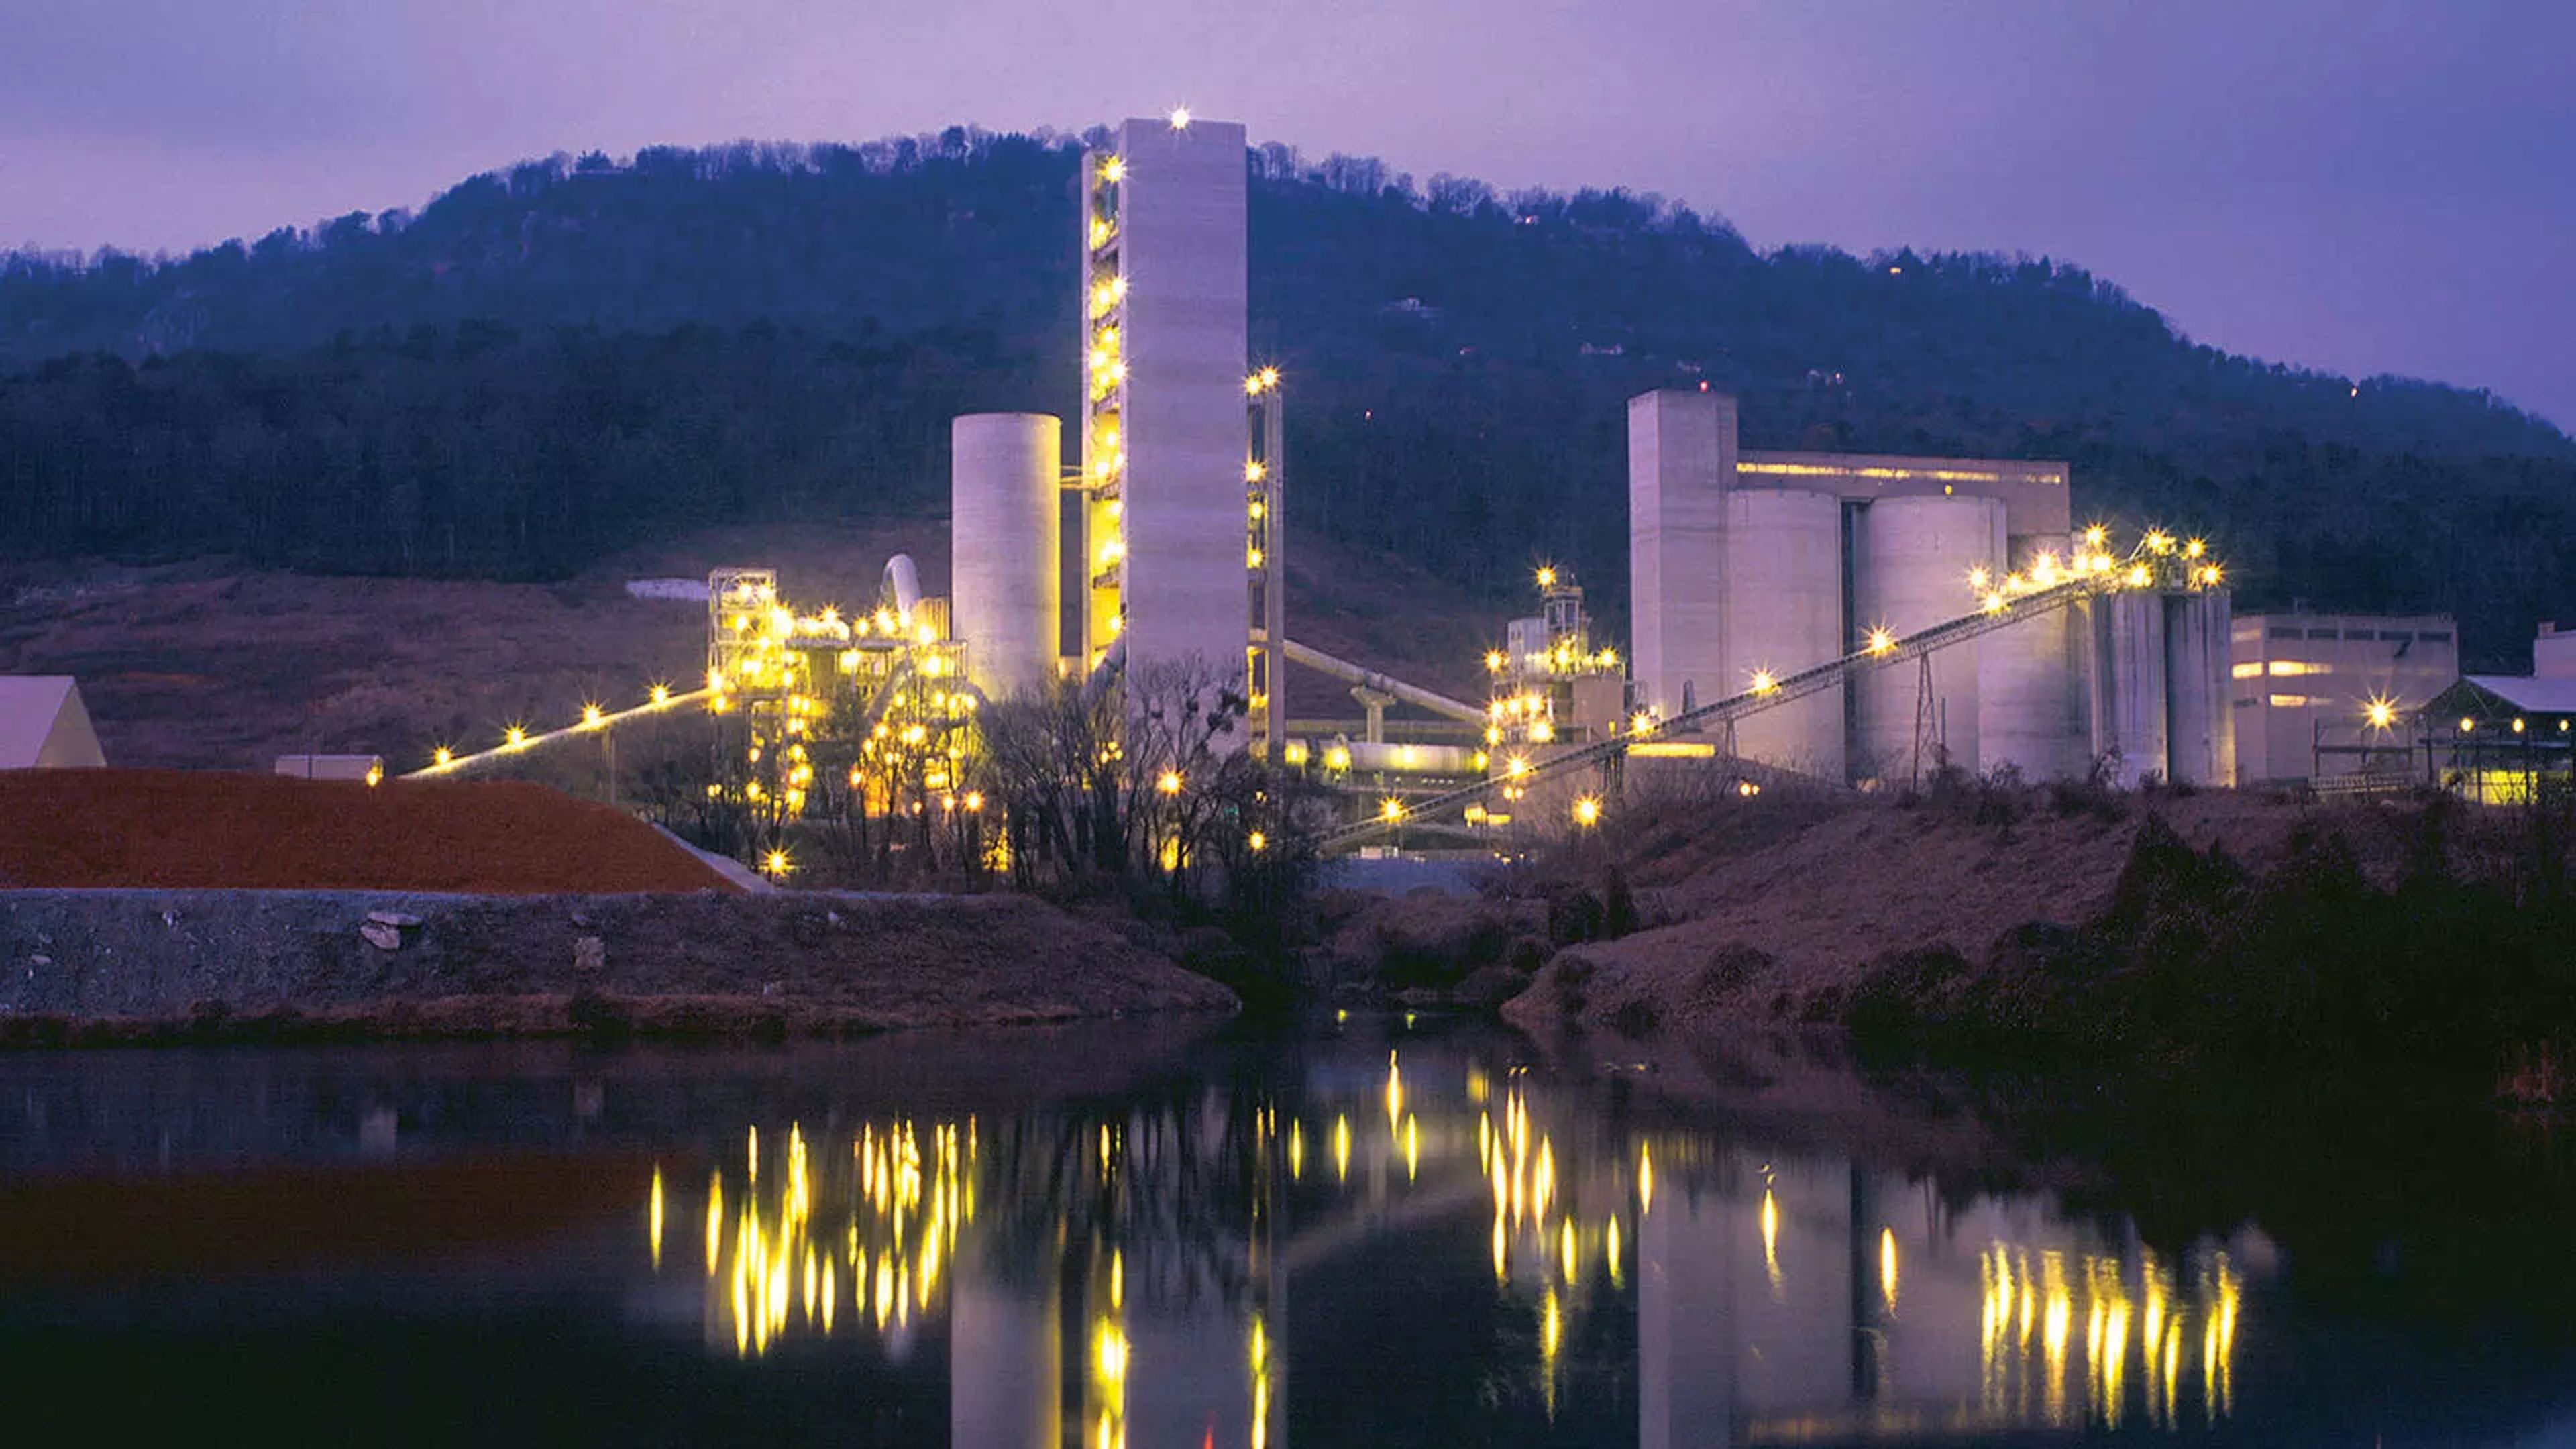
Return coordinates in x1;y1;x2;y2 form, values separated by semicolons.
636;1051;2246;1444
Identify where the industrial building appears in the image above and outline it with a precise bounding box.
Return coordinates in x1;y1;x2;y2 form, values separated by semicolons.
0;676;105;769
1627;389;2235;789
2229;610;2458;785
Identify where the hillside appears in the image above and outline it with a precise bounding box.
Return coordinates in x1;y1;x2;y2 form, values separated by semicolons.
4;128;2572;664
0;521;1490;771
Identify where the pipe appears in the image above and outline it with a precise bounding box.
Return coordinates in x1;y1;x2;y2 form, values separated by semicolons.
1252;631;1487;725
881;554;924;622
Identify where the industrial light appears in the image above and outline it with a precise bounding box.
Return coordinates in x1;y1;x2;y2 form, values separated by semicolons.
1630;712;1653;735
1572;795;1601;828
504;725;528;749
1749;669;1777;693
763;848;794;878
650;683;672;706
1248;830;1267;852
1485;650;1507;674
2513;718;2527;734
582;703;604;729
1168;107;1191;129
431;746;453;767
2184;538;2206;559
2364;698;2396;730
1535;566;1557;590
2084;524;2108;548
1258;366;1279;390
1244;460;1266;482
1966;566;1991;590
1099;156;1126;183
1866;627;1896;654
1379;797;1404;822
1157;770;1183;795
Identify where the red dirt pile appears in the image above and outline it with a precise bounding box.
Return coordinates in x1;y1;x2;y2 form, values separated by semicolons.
0;769;736;894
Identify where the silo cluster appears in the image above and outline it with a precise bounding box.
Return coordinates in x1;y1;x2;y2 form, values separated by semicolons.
1628;388;2234;788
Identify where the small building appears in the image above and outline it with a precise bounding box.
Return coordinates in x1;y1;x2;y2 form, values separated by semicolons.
274;754;386;785
2537;621;2576;679
2229;610;2457;785
0;676;107;769
2417;675;2576;803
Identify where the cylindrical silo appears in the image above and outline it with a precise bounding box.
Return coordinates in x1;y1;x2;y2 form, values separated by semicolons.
1720;488;1845;781
951;413;1062;700
2165;589;2236;786
2089;592;2169;785
1980;533;2080;780
1850;495;2007;783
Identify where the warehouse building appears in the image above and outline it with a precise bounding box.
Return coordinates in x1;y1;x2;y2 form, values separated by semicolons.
2229;610;2459;785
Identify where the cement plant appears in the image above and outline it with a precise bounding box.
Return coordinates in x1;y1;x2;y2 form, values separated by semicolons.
319;112;2567;873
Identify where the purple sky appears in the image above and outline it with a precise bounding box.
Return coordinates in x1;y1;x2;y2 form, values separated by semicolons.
5;0;2570;431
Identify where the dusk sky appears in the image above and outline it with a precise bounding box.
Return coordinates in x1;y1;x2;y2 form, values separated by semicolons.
4;0;2570;431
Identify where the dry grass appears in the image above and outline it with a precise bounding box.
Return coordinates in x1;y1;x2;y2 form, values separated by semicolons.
1;520;1495;770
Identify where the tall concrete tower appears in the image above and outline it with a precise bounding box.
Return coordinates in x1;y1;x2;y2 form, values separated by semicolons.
1078;115;1250;700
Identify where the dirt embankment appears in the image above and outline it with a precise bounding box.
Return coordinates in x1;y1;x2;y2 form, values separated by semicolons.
0;888;1232;1045
0;770;737;894
1493;784;2575;1067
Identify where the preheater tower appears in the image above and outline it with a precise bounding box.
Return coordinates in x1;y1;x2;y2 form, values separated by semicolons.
1079;116;1250;697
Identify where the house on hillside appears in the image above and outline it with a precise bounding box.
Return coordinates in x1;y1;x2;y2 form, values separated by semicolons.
0;677;107;769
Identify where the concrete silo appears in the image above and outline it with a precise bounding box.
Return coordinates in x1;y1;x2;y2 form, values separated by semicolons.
2090;592;2170;784
2164;590;2236;786
951;413;1063;700
1849;495;2006;781
1722;488;1845;780
1979;533;2082;780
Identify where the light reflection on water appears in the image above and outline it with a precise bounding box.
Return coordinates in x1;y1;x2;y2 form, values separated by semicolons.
639;1038;2248;1444
4;1022;2557;1446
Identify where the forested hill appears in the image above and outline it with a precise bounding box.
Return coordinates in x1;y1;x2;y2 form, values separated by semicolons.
4;127;2571;665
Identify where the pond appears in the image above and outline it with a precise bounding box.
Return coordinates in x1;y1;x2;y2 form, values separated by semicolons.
1;1017;2570;1446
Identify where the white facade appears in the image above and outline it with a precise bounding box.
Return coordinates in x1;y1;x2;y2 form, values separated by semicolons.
1081;117;1250;699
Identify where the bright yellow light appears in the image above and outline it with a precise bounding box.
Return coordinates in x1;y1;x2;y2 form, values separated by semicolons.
2184;537;2206;559
1247;547;1265;568
1572;794;1601;828
1505;755;1530;778
1248;830;1267;852
1099;155;1126;184
504;724;528;749
763;848;794;878
1379;797;1404;822
1258;366;1279;390
1967;566;1991;590
1630;711;1653;735
650;683;672;706
1484;649;1507;674
2125;565;2151;587
1168;107;1191;129
1244;459;1266;482
1528;720;1554;743
2145;530;2174;554
1866;627;1896;654
1245;373;1267;396
1157;769;1183;796
1984;592;2009;614
1749;669;1777;694
2365;698;2397;729
582;702;604;729
432;746;453;767
1535;566;1557;590
2084;523;2108;548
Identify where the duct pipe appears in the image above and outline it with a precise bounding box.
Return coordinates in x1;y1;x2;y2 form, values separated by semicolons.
1252;631;1487;724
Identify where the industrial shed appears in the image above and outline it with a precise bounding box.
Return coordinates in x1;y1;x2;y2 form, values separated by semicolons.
0;677;107;770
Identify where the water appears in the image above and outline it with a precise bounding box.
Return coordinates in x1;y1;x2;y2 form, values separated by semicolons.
2;1017;2573;1446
